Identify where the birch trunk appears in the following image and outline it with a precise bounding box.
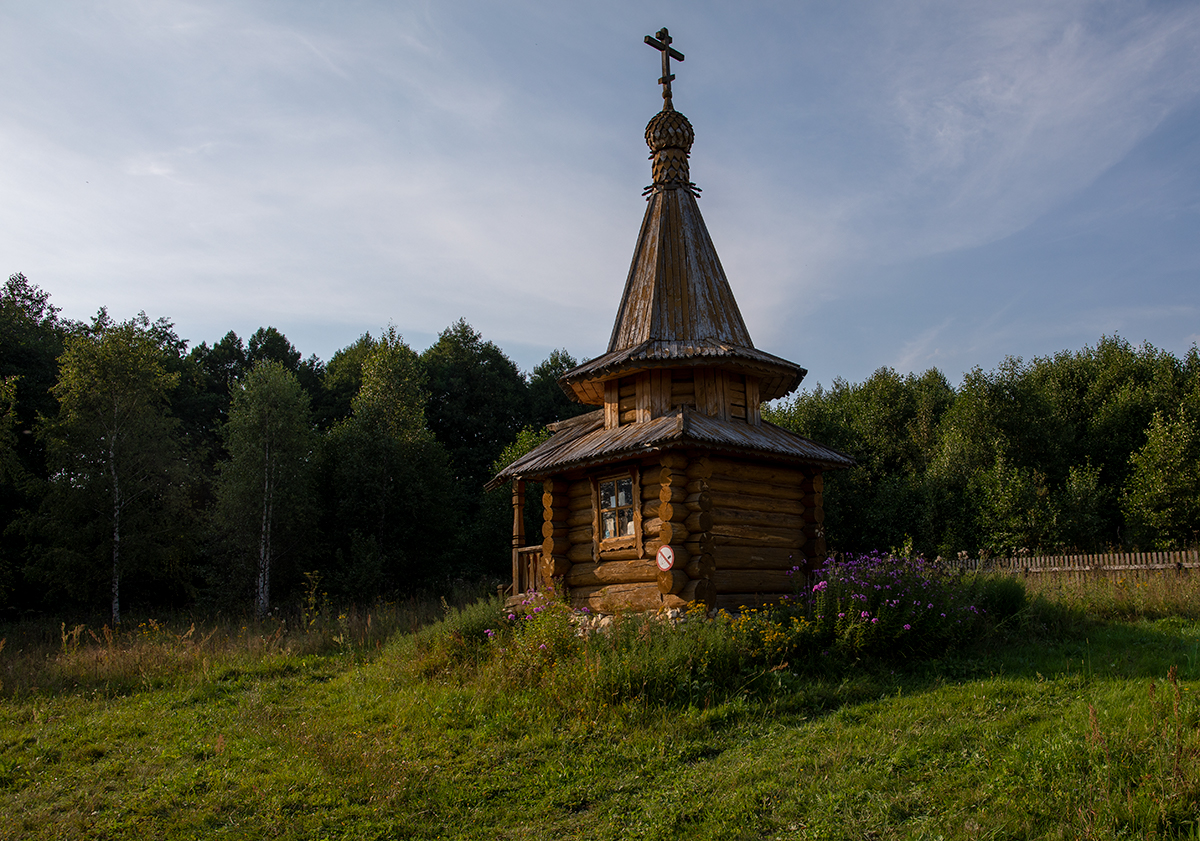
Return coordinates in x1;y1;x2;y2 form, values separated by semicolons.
257;435;273;618
110;435;121;627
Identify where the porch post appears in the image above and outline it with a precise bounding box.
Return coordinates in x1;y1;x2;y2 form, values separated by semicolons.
511;479;526;596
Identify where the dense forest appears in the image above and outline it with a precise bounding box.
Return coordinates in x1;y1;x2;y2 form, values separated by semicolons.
2;272;1198;621
766;339;1200;560
0;274;586;623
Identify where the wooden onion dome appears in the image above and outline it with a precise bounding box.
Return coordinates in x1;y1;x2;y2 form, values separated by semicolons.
491;28;853;613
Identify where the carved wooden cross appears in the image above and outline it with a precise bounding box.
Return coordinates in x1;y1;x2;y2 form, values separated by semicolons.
644;27;684;109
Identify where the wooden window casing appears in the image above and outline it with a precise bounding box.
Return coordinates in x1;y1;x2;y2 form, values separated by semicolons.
592;467;642;557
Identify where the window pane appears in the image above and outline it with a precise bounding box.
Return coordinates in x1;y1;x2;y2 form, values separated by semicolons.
618;508;634;536
616;477;632;507
602;511;617;539
600;480;615;511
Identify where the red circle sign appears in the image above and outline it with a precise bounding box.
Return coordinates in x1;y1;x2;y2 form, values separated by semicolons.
656;545;675;571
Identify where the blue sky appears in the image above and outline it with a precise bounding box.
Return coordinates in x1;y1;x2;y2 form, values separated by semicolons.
2;1;1197;390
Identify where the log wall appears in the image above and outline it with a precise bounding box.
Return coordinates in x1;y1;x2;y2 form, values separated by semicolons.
526;414;826;613
704;456;812;604
601;368;764;430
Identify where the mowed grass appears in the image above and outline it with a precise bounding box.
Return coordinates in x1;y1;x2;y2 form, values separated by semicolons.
3;573;1200;839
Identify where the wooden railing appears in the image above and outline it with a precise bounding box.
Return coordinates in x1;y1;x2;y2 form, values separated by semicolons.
509;545;542;598
946;549;1200;580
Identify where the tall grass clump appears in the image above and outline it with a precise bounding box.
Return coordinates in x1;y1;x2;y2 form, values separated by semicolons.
468;590;744;714
0;582;492;698
1026;570;1200;623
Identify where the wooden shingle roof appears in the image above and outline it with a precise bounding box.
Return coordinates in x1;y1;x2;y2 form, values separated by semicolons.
487;406;854;489
607;184;753;351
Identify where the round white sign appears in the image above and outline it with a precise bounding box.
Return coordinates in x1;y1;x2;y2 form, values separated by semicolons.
656;545;675;571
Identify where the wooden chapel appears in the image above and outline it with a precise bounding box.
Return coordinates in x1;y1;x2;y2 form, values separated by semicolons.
489;28;854;613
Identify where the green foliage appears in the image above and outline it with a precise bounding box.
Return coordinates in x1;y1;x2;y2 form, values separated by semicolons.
0;275;67;610
484;424;552;547
319;329;456;597
314;331;375;428
528;347;588;426
33;310;193;624
421;318;529;491
1123;393;1200;549
769;336;1200;556
211;361;317;615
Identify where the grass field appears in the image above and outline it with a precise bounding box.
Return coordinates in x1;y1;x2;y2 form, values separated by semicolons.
2;571;1200;840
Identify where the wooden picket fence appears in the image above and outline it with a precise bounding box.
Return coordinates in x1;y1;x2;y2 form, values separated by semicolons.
947;549;1200;581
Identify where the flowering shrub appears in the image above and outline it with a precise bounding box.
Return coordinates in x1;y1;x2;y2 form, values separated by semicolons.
728;607;817;668
482;586;586;687
789;552;1025;660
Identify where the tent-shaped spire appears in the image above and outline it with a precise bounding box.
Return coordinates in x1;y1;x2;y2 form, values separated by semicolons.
607;169;754;351
561;29;804;406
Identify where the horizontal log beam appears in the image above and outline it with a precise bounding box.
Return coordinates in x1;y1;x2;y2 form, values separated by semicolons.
659;522;688;546
708;491;804;516
706;476;804;501
658;501;690;523
686;456;712;480
713;569;796;594
659;453;687;470
600;547;643;561
542;536;570;555
566;559;657;587
566;543;595;563
713;530;804;549
659;485;687;504
571;582;665;613
801;507;824;525
541;521;569;540
684;553;715;580
708;459;803;486
716;545;805;569
710;507;803;530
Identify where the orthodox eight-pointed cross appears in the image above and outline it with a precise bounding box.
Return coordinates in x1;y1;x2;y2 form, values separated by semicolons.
644;28;684;109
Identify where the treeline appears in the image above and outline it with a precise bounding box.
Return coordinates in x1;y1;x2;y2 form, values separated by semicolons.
0;274;586;622
766;338;1200;559
4;271;1197;621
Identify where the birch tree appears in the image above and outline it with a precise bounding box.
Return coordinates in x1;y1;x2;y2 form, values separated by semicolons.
213;360;314;616
43;311;181;625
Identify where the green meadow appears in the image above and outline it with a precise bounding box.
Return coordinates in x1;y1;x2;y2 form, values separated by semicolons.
3;572;1200;840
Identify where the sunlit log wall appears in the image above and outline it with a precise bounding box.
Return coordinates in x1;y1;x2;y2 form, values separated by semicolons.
537;449;828;614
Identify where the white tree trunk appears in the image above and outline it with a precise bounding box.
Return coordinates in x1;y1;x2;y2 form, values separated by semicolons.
257;436;272;618
110;437;121;627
